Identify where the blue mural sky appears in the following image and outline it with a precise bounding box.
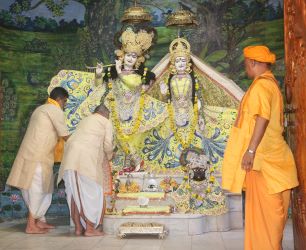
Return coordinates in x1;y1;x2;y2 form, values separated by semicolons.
0;0;282;25
0;0;85;23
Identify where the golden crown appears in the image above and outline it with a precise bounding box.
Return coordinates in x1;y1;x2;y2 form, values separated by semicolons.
169;37;191;61
121;28;154;56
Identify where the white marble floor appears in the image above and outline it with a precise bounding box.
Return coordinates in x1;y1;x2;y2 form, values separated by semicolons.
0;218;294;250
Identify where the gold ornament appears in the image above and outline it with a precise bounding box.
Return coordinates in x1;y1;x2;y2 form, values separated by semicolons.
119;28;154;56
169;37;191;62
166;10;198;28
121;6;152;24
169;38;192;74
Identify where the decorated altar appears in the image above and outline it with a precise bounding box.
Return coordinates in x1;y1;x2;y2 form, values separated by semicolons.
47;5;244;235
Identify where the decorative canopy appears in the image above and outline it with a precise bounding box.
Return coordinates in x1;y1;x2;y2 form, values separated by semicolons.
121;6;152;24
166;10;198;28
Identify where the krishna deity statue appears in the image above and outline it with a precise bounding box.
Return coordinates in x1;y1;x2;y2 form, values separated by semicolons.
93;27;168;172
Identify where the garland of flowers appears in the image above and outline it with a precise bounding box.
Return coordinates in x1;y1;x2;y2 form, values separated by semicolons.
168;81;199;149
108;82;145;154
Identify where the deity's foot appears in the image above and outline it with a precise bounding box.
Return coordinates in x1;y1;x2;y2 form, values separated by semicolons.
84;228;105;237
37;220;55;229
25;225;48;234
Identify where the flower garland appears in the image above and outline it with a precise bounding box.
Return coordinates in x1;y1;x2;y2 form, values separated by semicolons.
108;82;145;154
168;81;199;149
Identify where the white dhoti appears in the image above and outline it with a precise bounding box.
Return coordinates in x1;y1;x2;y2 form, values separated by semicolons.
63;170;103;228
21;163;52;221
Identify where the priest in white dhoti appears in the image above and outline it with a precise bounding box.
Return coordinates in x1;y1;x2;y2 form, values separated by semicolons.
6;87;70;234
58;104;113;236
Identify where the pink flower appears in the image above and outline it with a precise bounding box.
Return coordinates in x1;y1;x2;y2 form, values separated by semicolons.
10;194;20;203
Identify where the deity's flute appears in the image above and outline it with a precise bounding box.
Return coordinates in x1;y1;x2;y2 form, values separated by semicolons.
85;63;116;70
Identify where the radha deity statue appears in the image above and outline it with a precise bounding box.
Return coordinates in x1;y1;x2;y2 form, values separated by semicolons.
161;38;202;149
141;37;243;214
144;37;240;171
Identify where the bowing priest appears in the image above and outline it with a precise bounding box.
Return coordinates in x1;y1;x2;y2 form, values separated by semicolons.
58;104;113;237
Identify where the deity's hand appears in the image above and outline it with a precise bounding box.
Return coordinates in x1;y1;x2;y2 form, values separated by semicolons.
198;117;205;131
142;85;149;92
115;60;122;74
96;62;104;78
160;81;168;95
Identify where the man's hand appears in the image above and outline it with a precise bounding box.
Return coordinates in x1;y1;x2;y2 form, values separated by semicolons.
241;116;269;172
241;151;255;171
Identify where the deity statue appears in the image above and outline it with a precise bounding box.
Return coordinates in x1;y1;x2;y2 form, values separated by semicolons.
92;28;172;173
160;38;203;149
95;28;155;125
139;37;237;214
94;28;155;169
143;37;240;173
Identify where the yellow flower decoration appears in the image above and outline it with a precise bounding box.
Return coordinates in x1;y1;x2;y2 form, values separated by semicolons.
168;96;198;149
119;181;140;193
108;88;145;154
209;176;215;183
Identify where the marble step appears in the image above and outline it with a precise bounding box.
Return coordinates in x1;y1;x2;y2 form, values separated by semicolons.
103;209;243;236
113;192;242;214
113;194;176;210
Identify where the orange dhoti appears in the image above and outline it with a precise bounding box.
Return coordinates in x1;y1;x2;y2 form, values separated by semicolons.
244;171;290;250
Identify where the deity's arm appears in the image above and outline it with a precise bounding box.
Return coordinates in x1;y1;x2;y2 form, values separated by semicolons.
95;62;105;86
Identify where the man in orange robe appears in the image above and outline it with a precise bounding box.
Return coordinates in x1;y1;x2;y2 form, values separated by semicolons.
222;45;299;250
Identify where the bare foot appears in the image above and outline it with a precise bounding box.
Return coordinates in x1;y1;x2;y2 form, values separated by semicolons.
25;225;48;234
75;226;85;236
37;220;55;229
84;229;105;237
